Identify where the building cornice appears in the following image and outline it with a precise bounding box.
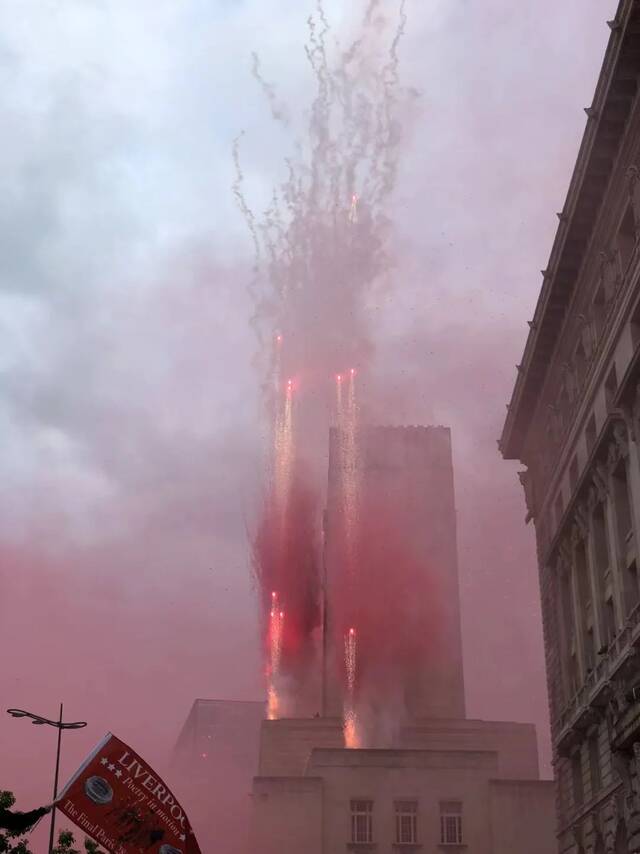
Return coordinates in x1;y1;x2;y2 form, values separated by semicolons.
501;0;637;460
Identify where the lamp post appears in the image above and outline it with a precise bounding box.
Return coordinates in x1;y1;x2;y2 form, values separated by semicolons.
6;706;87;854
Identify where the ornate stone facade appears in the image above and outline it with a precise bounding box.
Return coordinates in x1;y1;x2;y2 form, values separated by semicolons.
501;3;640;851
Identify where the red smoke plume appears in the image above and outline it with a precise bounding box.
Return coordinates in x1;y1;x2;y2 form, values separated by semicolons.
253;470;321;703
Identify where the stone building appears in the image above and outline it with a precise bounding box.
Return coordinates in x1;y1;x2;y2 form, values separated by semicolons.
500;2;640;851
250;426;555;853
250;716;554;854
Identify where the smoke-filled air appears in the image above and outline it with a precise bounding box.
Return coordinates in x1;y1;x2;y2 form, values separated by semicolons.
1;0;622;851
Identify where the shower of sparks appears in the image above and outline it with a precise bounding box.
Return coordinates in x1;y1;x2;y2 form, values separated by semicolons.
268;591;285;720
344;627;360;748
273;377;294;535
336;368;360;573
238;0;409;723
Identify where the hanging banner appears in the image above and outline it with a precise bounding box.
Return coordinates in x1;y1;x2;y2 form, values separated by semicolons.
56;733;202;854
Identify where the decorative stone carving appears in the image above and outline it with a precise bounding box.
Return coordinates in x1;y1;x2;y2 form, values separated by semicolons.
604;795;622;853
592;464;610;502
606;679;631;737
518;469;536;520
613;421;630;459
585;810;604;854
575;502;590;538
612;749;633;793
607;423;629;472
578;313;595;360
571;821;584;852
600;249;621;302
559;538;573;567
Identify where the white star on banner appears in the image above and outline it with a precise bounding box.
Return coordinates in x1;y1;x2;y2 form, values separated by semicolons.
107;763;115;772
100;758;108;766
180;835;186;842
115;770;123;779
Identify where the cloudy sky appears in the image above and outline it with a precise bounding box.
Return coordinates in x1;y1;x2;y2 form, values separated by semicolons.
0;0;618;842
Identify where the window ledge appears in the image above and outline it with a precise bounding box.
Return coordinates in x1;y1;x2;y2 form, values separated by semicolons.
347;845;377;851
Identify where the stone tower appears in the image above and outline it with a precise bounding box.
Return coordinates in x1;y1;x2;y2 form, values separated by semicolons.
322;425;466;721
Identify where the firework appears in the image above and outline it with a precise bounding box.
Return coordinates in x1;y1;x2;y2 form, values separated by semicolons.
268;592;285;720
273;378;294;534
336;368;360;573
343;627;359;748
238;0;408;724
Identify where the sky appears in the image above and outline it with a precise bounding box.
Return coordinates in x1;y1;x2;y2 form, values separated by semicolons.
0;0;618;847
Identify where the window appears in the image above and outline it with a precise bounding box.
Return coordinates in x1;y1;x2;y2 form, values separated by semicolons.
395;801;417;845
588;733;601;795
350;800;373;844
440;801;463;846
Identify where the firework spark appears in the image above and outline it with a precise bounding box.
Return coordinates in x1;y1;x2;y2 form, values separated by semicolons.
268;591;285;720
336;368;360;573
344;627;360;748
273;377;294;534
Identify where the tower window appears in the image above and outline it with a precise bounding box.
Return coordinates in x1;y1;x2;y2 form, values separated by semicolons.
350;800;373;844
395;801;417;845
440;801;463;845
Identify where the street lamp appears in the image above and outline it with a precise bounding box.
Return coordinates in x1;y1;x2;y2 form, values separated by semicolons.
6;705;87;854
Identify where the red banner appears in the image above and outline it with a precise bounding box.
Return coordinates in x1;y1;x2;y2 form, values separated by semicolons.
56;734;202;854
